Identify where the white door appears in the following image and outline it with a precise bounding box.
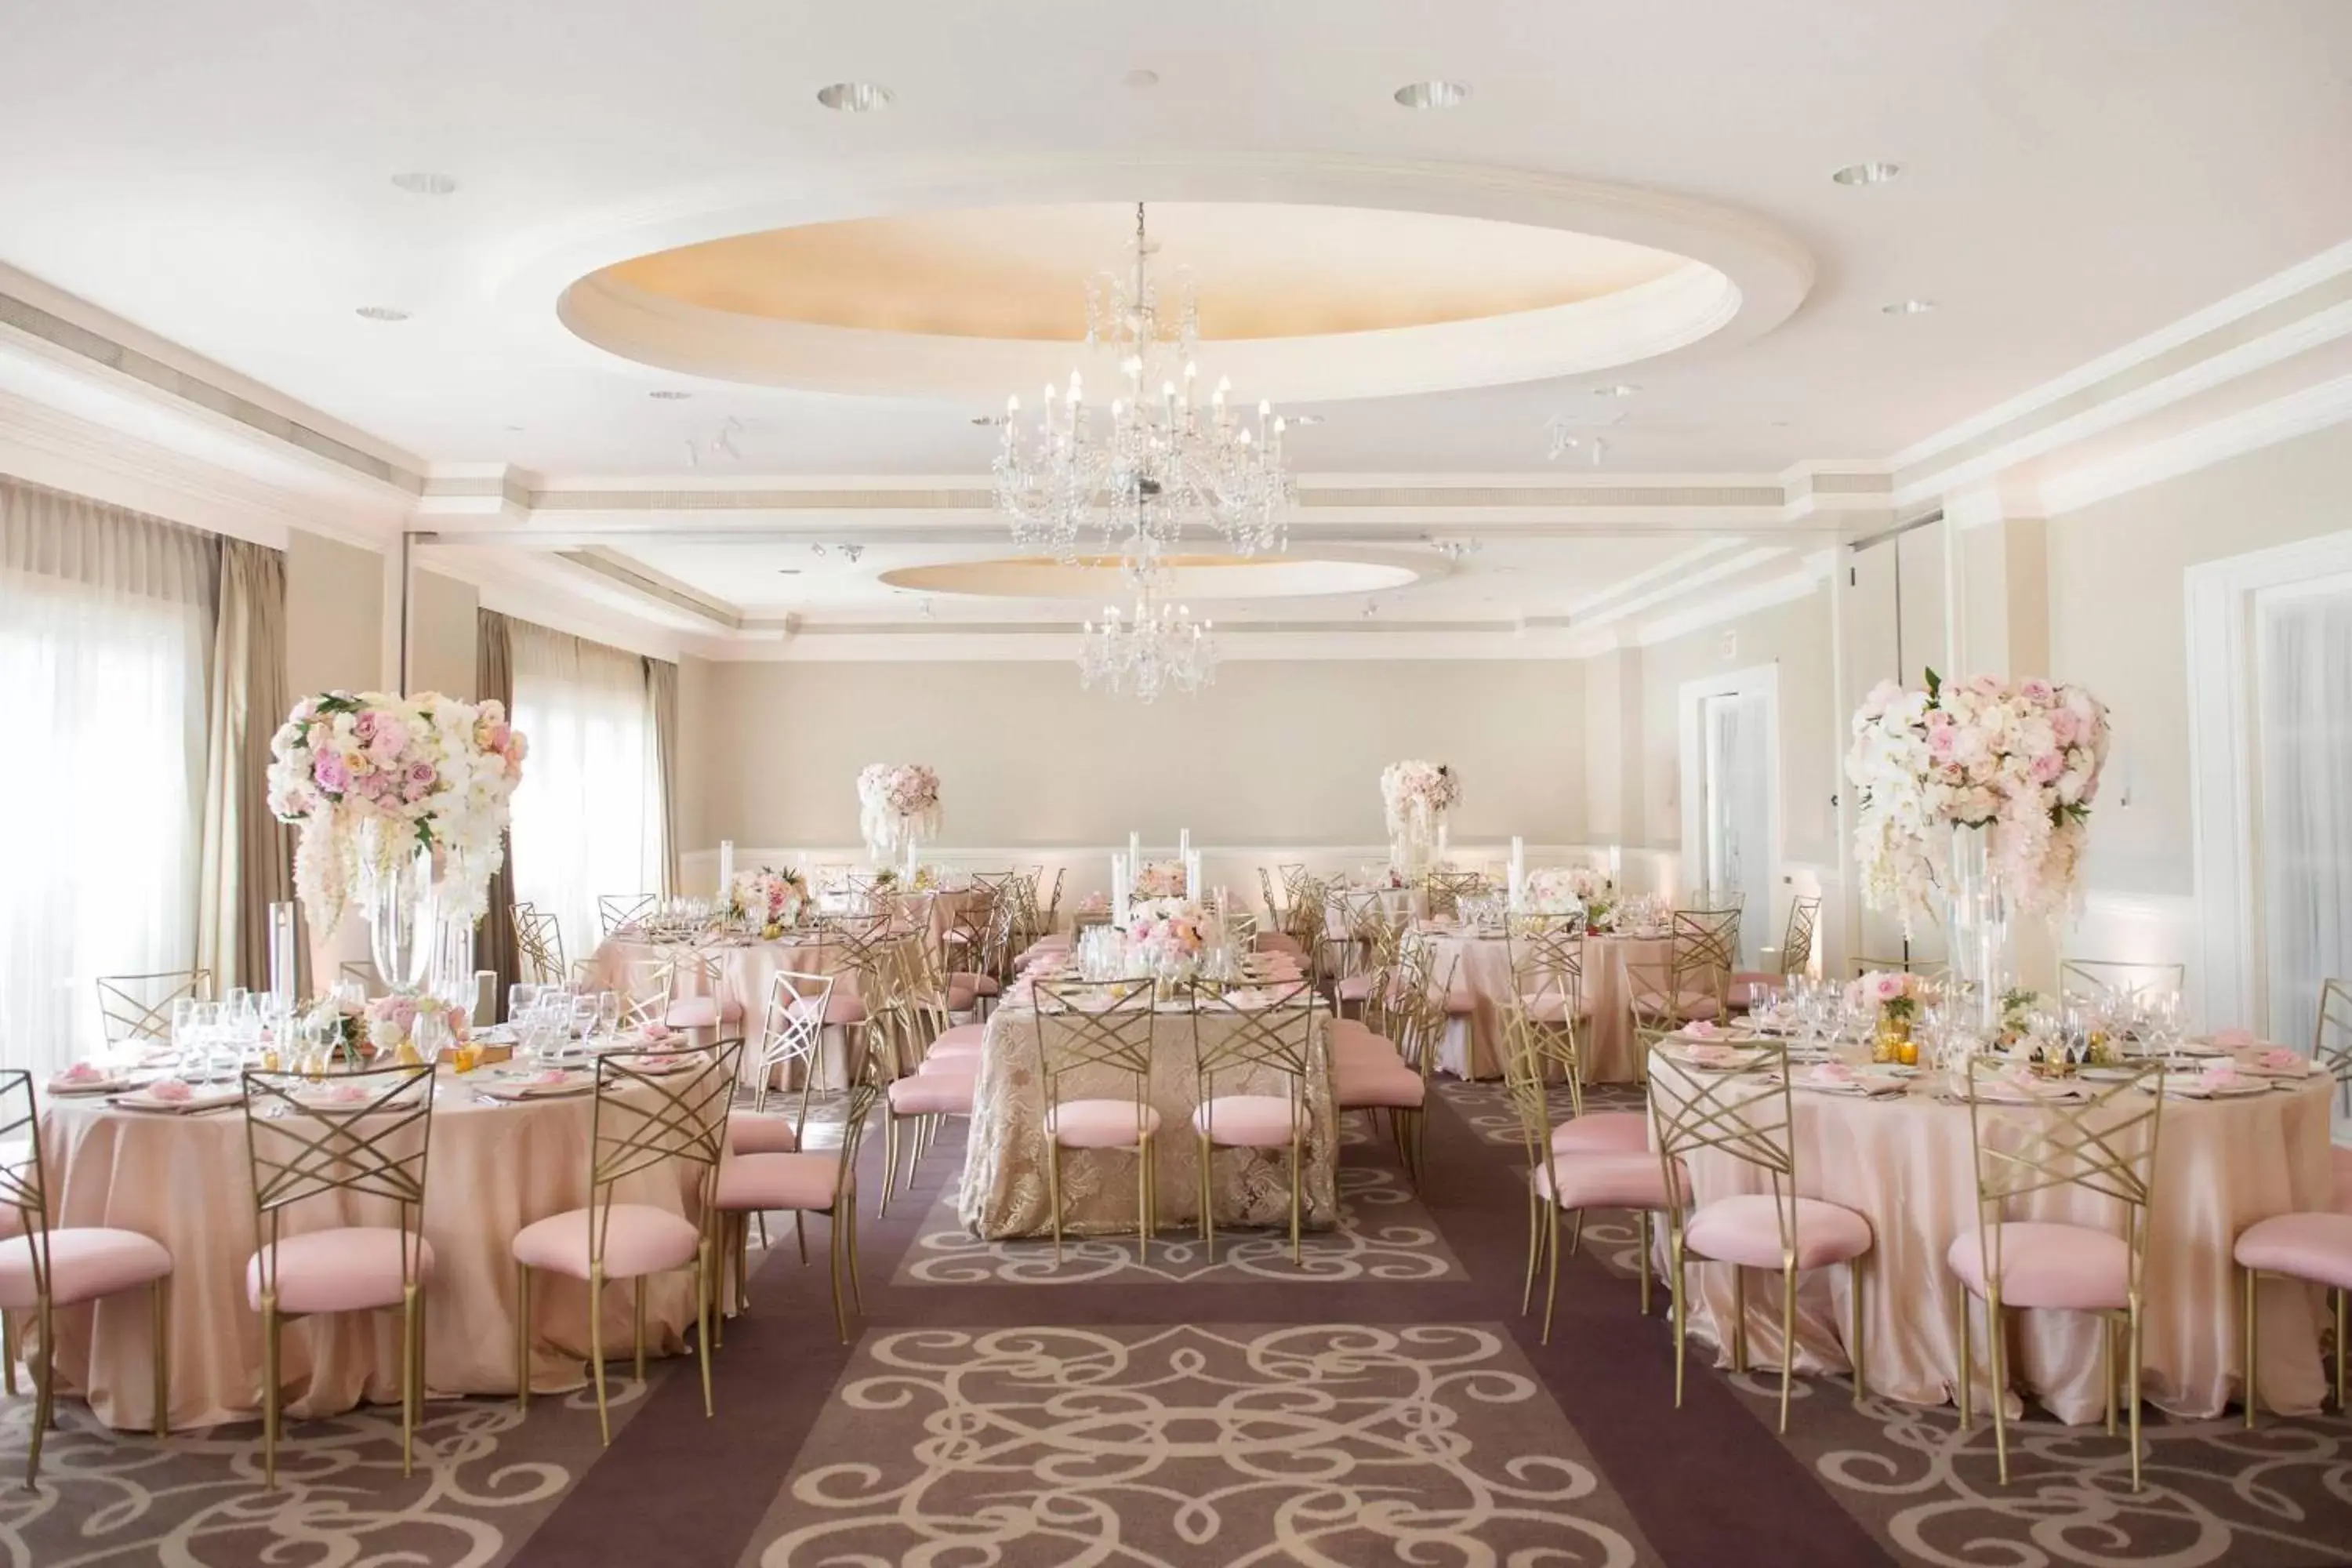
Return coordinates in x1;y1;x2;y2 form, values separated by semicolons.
1698;691;1774;968
2252;572;2352;1058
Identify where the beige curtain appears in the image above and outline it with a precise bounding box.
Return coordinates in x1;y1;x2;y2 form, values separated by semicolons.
197;539;293;993
477;608;521;1003
647;656;681;898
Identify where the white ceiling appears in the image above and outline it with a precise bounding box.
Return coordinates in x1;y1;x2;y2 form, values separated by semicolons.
1;1;2347;652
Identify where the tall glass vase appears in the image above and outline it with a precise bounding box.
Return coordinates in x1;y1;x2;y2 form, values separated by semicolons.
358;818;437;993
1945;824;2010;1037
901;823;920;880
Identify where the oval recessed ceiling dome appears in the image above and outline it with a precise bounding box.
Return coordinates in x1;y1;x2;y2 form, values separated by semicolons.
879;553;1422;603
601;203;1685;342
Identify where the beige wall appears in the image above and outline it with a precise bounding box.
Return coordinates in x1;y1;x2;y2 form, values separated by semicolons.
675;653;717;853
405;569;477;700
1636;584;1839;868
284;528;383;695
2049;422;2352;899
692;658;1586;851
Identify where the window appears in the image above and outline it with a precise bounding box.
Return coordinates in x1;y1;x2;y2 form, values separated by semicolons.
506;622;666;968
2254;573;2352;1058
0;483;216;1076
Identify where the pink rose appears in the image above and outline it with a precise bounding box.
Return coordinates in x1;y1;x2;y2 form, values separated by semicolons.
2049;707;2081;745
2020;678;2056;704
314;755;350;793
1871;972;1906;1003
2030;750;2065;784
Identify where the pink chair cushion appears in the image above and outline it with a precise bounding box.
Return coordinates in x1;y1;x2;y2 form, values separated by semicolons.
664;993;744;1029
947;981;978;1011
728;1110;800;1155
888;1071;976;1115
1334;1063;1425;1109
2332;1145;2352;1215
717;1151;839;1213
1727;971;1784;1008
0;1228;172;1310
919;1044;983;1075
1634;989;1723;1022
1687;1194;1874;1271
1550;1111;1650;1156
950;972;1003;997
1332;1033;1402;1070
1044;1098;1162;1149
1336;973;1376;1002
1255;933;1306;958
1193;1094;1304;1148
823;989;866;1025
1444;988;1476;1016
2234;1211;2352;1291
246;1227;431;1315
512;1203;700;1281
932;1022;987;1051
1945;1221;2128;1309
1534;1152;1686;1211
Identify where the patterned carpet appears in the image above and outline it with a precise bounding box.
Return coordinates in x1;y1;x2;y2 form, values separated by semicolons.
4;1082;2347;1567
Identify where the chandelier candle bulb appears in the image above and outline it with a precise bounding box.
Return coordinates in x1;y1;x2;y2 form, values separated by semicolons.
717;840;735;902
1130;829;1142;870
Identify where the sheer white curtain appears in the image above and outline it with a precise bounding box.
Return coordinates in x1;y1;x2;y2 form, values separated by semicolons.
1701;691;1774;967
507;622;663;971
0;481;216;1076
2256;577;2352;1061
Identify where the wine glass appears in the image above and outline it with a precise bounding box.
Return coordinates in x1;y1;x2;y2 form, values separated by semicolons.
597;990;620;1044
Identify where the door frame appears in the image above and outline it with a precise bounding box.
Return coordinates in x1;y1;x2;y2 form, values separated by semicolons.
1679;662;1783;945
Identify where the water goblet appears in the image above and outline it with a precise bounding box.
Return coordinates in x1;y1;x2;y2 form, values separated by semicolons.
597;990;620;1043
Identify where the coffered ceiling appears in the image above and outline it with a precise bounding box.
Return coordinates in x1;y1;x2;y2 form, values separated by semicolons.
1;0;2347;655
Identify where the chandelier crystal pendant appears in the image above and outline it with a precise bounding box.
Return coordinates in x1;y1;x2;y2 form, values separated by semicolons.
993;202;1294;564
1077;567;1221;703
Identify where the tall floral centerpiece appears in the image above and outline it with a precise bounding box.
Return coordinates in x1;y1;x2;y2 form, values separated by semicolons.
1381;760;1461;873
1846;670;2110;1033
857;763;942;878
268;691;528;993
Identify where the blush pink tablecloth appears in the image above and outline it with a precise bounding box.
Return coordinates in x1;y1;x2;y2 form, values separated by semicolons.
1425;929;1668;1083
38;1079;706;1432
1650;1056;2338;1423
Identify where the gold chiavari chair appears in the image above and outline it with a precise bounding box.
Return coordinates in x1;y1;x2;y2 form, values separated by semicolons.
741;968;835;1130
1036;867;1065;940
1383;942;1455;1185
1508;915;1592;1101
1192;980;1320;1263
242;1062;435;1483
512;1036;741;1445
2059;960;2187;1014
716;1033;884;1343
1031;982;1161;1261
1951;1057;2164;1489
2316;979;2352;1120
597;894;655;935
1499;1004;1679;1341
1282;873;1331;974
513;905;568;988
0;1069;174;1485
1334;894;1407;1018
941;889;1001;1002
1258;866;1287;928
1651;1040;1875;1432
96;967;212;1047
876;937;978;1214
1731;895;1821;1008
1422;868;1486;920
1670;907;1741;1018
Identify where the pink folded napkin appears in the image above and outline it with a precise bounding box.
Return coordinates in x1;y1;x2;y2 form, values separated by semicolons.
1682;1021;1722;1041
1682;1043;1738;1066
146;1078;194;1103
1803;1062;1857;1085
641;1022;673;1041
521;1069;572;1086
2238;1046;2302;1073
54;1062;107;1087
2199;1063;2245;1093
308;1083;370;1105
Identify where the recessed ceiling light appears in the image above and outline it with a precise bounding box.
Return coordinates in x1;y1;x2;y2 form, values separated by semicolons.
775;568;801;575
1882;299;1937;316
1393;80;1471;110
1831;162;1903;187
354;305;409;321
816;82;893;112
648;389;694;400
1123;67;1160;89
1593;383;1640;399
390;171;458;196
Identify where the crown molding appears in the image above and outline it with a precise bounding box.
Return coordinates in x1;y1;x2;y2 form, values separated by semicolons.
2034;372;2352;517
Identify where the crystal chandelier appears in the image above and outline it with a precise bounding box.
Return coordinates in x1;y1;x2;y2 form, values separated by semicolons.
993;203;1293;564
1077;568;1220;703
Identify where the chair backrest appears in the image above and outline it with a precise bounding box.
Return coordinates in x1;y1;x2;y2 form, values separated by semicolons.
886;935;953;1066
1191;980;1319;1113
1649;1041;1805;1257
598;894;655;935
96;968;214;1046
243;1062;437;1298
1258;866;1285;920
943;888;996;964
514;905;568;986
1620;947;1682;1053
1960;1057;2163;1297
2059;960;2186;1013
1508;916;1587;1087
1421;869;1486;920
0;1072;60;1292
753;967;835;1087
1394;942;1458;1081
1671;908;1740;1005
819;1033;888;1204
2316;979;2352;1098
1031;983;1158;1142
1040;867;1065;927
1497;1001;1564;1179
1778;895;1822;980
586;1037;743;1265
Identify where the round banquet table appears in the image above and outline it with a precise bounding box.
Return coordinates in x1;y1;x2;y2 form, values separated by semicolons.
36;1078;707;1432
1425;927;1669;1083
1650;1053;2338;1423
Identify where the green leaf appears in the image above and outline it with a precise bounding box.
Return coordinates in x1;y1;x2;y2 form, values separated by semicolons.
1924;667;1943;701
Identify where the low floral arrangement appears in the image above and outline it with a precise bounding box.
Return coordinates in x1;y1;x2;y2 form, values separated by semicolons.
1846;969;1922;1026
1126;897;1212;968
857;763;942;857
300;993;367;1060
1846;670;2111;929
733;866;807;934
1134;858;1188;898
1380;760;1460;855
364;993;470;1058
267;691;528;937
1520;868;1588;916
